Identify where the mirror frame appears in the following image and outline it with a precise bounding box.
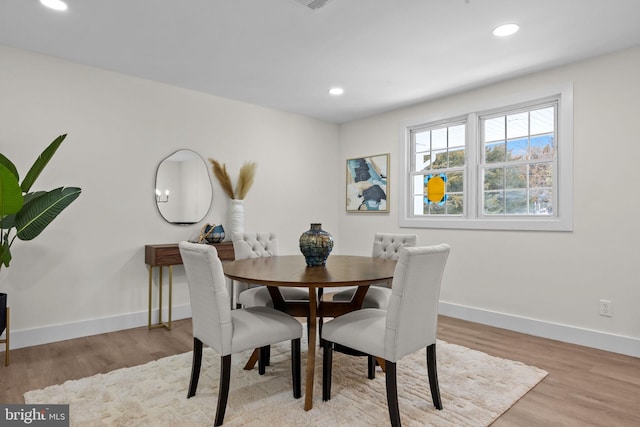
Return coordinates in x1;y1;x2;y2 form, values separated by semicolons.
154;149;213;225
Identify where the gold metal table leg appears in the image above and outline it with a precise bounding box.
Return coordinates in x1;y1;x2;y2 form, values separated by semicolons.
158;267;163;326
167;265;173;329
148;266;153;329
148;265;173;330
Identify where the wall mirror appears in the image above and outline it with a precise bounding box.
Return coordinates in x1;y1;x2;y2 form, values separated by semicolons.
154;149;212;225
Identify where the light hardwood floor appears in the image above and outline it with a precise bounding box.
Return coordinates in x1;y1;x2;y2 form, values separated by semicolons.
1;316;638;426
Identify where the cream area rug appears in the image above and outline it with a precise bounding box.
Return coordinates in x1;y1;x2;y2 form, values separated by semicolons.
25;340;547;427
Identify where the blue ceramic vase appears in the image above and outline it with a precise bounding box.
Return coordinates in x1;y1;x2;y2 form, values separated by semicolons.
299;223;334;266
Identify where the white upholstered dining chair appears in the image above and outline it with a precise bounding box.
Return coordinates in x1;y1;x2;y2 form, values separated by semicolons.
231;231;310;369
232;231;309;308
331;233;417;309
179;241;302;427
322;244;451;427
331;233;418;378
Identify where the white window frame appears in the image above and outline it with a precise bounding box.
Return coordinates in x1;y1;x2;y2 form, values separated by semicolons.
399;83;573;231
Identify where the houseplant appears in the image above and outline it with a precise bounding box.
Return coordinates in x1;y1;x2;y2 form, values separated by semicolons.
0;134;82;335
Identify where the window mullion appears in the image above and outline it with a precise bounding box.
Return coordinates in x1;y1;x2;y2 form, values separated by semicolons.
467;113;478;220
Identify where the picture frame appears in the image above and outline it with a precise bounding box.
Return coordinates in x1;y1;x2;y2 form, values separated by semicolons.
346;153;389;212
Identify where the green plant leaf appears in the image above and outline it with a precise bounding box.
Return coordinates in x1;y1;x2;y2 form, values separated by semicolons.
0;234;11;268
23;191;46;205
1;214;16;230
15;186;81;241
0;153;19;181
0;163;24;217
20;134;66;193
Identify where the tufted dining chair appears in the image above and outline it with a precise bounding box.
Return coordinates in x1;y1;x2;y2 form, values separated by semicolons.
232;232;310;369
331;233;418;378
232;232;309;309
331;233;417;309
179;241;302;426
322;244;451;427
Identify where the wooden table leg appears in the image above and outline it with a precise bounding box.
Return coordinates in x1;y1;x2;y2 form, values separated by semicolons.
244;348;260;370
304;287;317;411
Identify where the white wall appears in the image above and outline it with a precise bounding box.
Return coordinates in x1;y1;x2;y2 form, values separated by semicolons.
338;47;640;356
0;45;340;347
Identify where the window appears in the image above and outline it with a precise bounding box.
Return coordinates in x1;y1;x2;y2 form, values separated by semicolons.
400;85;573;231
411;121;466;216
480;103;556;216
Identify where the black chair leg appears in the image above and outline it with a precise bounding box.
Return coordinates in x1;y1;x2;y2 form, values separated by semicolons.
426;343;443;410
215;355;232;427
385;360;401;427
368;355;376;379
265;345;271;366
322;339;333;401
315;287;324;342
291;338;301;398
258;346;269;375
187;338;203;398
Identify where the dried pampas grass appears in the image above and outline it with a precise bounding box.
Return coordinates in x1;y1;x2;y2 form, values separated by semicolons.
236;162;257;200
209;159;257;200
209;159;235;199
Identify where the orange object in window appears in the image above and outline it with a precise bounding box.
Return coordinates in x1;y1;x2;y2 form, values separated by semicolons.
426;174;446;203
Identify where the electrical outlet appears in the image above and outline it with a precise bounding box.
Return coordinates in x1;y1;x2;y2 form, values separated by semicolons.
599;299;613;317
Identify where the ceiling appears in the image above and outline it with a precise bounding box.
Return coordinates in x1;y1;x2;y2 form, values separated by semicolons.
1;0;639;123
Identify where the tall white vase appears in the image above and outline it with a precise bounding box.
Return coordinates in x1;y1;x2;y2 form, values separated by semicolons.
228;199;245;238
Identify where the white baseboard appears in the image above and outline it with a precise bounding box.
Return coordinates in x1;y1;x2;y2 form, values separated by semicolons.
439;301;640;358
6;304;193;351
4;301;639;359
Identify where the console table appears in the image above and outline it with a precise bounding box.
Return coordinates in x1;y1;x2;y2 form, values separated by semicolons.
145;242;235;330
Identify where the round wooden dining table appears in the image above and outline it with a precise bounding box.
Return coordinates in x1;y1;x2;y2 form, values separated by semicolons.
223;255;397;411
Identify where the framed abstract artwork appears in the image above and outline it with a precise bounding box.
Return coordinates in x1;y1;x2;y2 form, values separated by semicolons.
346;153;389;212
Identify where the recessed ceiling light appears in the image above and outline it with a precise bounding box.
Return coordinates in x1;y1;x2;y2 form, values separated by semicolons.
328;87;344;96
40;0;68;11
493;23;520;37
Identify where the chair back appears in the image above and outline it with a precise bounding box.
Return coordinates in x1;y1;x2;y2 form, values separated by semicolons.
372;233;417;260
232;232;279;259
179;241;233;356
372;233;417;289
384;244;450;362
231;232;279;295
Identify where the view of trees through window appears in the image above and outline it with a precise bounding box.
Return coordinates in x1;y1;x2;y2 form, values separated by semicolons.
409;102;557;218
411;122;465;215
403;89;570;231
481;104;556;215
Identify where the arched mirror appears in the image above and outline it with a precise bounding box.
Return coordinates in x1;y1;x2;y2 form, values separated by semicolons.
154;149;212;225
